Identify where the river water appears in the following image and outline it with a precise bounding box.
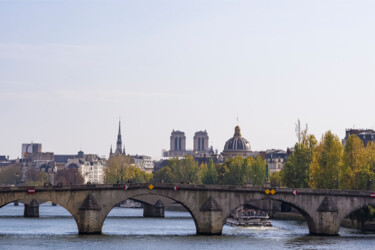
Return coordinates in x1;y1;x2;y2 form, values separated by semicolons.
0;203;374;249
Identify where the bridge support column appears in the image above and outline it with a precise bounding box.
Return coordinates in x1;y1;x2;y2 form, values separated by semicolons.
195;211;224;235
195;196;224;235
309;196;340;236
24;199;39;217
77;194;103;234
143;200;164;218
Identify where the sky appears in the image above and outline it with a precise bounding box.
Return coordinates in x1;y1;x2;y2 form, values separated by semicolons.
1;0;375;159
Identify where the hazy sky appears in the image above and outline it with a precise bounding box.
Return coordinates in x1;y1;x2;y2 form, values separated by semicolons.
1;0;375;159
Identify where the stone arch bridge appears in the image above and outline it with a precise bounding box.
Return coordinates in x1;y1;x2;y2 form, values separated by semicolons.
1;183;374;236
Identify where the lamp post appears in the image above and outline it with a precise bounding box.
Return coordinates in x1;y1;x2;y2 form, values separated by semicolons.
15;173;19;186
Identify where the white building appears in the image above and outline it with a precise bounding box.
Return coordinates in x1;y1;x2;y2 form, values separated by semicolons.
265;149;287;174
131;155;154;173
65;157;105;184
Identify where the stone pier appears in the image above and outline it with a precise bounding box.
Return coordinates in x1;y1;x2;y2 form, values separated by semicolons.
143;200;165;218
24;199;39;217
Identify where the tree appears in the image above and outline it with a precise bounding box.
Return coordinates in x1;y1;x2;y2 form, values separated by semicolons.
281;133;317;188
25;168;49;186
153;166;172;183
309;131;343;189
55;168;84;185
201;159;218;185
0;164;23;185
295;119;308;144
104;155;152;184
215;163;227;185
152;156;199;184
366;142;375;190
339;135;367;190
270;171;282;187
248;156;266;187
223;156;246;185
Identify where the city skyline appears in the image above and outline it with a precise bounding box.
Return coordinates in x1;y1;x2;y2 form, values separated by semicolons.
1;1;375;158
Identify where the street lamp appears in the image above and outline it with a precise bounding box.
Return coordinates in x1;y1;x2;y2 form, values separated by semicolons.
15;173;19;186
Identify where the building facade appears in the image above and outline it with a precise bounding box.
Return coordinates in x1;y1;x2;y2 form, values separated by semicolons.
131;155;154;173
265;149;287;173
342;129;375;147
65;155;105;184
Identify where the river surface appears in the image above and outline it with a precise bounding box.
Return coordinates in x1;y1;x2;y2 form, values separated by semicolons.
0;203;374;249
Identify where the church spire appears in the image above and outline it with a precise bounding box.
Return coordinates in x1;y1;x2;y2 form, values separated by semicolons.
116;119;122;154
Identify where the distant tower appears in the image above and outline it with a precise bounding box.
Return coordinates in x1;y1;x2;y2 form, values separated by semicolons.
193;130;209;154
110;120;126;158
169;130;186;157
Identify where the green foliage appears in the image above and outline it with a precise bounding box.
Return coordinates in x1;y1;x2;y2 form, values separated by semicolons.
221;156;265;186
215;163;227;185
270;171;282;187
153;155;266;186
309;131;343;189
201;159;218;185
153;156;199;184
281;134;317;188
104;155;152;184
153;166;172;183
248;156;266;187
223;156;247;185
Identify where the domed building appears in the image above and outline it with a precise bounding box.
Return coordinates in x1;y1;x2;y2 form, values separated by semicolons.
222;125;252;161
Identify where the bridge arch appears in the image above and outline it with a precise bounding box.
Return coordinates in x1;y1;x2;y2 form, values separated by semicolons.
0;194;81;233
223;196;315;234
338;200;375;232
99;192;199;234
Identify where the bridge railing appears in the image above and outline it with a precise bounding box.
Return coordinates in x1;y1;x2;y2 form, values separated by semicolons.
0;183;373;198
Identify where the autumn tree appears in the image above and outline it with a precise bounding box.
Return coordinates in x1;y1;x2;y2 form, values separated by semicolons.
340;135;365;189
281;133;317;188
270;171;282;187
104;155;152;183
366;142;375;190
309;131;343;189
